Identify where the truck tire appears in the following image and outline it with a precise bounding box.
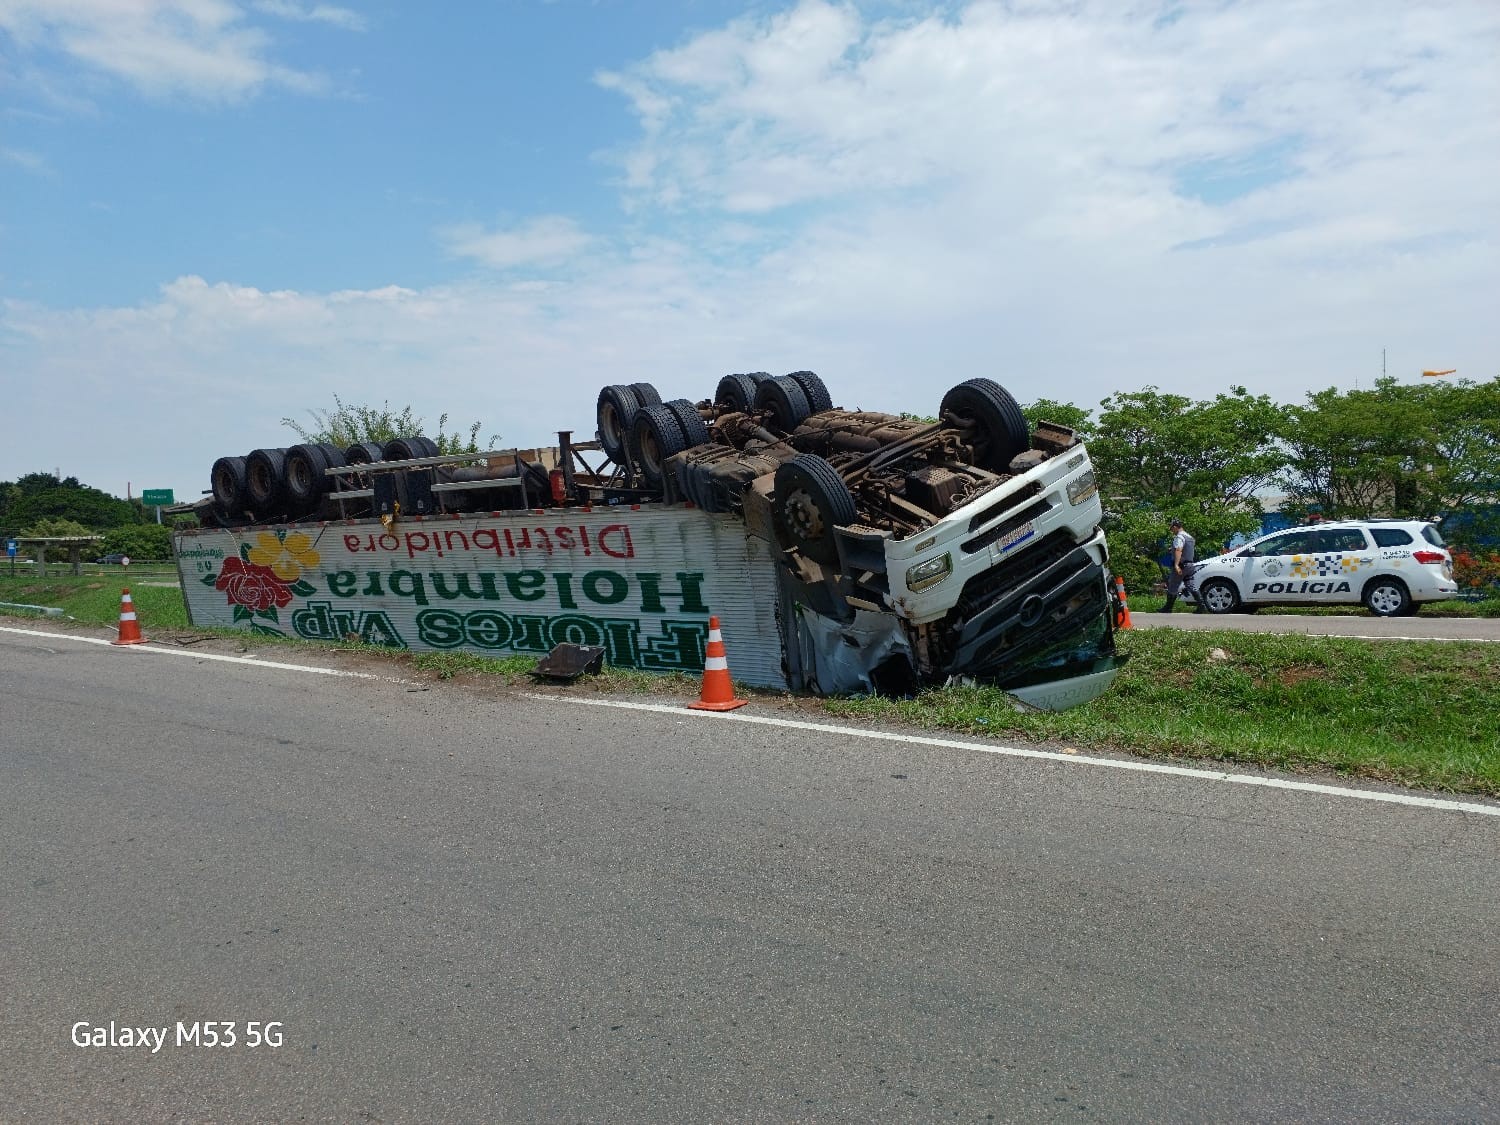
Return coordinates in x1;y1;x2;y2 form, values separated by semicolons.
940;378;1029;473
785;370;833;413
774;453;856;565
755;376;813;434
675;459;705;508
629;404;688;492
284;444;333;512
344;441;385;465
665;399;711;448
202;500;235;529
245;448;288;513
210;456;249;517
597;384;642;464
383;436;439;461
716;373;760;413
630;382;662;407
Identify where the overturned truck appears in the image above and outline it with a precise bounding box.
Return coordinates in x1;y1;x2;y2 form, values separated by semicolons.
175;371;1126;708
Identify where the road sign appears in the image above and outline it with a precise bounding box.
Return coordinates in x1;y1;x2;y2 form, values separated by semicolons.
6;539;15;558
142;489;174;506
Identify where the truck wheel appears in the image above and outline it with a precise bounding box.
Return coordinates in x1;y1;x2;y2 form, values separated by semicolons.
630;382;662;407
940;378;1029;473
1363;577;1410;618
683;460;731;513
383;436;438;461
343;441;384;465
785;370;833;413
629;404;688;491
675;459;701;507
775;453;856;565
202;500;234;529
716;373;760;413
1198;578;1241;615
284;444;333;511
210;456;249;517
755;375;813;434
665;399;711;448
597;384;642;464
245;448;288;513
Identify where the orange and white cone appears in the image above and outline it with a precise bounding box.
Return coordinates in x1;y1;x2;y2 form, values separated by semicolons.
111;588;147;646
1113;575;1133;630
688;615;747;712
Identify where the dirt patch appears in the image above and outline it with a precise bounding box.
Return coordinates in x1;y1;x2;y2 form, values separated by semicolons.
1276;665;1327;688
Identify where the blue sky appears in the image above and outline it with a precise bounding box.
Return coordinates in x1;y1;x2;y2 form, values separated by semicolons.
2;0;1497;501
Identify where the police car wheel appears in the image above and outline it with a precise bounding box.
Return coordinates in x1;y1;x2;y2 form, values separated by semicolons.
1363;577;1410;618
1198;578;1240;615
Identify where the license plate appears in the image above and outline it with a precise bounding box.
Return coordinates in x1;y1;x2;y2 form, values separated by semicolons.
989;520;1036;561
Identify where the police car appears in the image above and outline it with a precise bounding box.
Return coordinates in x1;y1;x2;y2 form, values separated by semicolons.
1191;519;1458;617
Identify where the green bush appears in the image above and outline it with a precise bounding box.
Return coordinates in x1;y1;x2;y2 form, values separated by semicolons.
99;524;175;562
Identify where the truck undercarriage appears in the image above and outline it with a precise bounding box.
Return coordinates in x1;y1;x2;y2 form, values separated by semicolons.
187;370;1125;703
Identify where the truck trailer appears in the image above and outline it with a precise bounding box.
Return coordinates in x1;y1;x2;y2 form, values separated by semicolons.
174;372;1126;708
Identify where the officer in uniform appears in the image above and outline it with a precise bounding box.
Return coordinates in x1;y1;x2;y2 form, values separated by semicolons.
1164;518;1198;613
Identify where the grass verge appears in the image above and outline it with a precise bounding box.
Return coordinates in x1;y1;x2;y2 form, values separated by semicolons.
1129;591;1500;617
0;576;190;629
828;629;1500;797
5;574;1497;797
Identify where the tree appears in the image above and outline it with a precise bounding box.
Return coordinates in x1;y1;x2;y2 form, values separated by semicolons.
1087;386;1289;591
282;396;500;455
1021;398;1096;442
1278;377;1500;540
99;524;175;561
23;517;96;538
0;474;140;532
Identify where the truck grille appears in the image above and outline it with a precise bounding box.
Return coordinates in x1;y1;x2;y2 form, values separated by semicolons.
955;529;1078;612
947;537;1113;685
961;496;1054;555
966;482;1043;533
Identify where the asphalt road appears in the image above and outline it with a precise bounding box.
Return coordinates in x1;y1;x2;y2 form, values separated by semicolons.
2;626;1497;1122
1134;608;1500;641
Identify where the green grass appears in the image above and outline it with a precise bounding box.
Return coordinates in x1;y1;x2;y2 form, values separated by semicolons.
827;629;1500;797
0;574;190;629
1128;591;1500;617
5;573;1497;797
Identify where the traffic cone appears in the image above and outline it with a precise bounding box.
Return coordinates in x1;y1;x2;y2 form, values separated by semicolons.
688;615;747;712
1113;576;1134;631
111;588;147;646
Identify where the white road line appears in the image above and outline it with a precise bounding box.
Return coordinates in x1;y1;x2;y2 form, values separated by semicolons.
7;623;1493;817
527;693;1500;818
1323;633;1498;643
0;625;387;679
1136;620;1499;643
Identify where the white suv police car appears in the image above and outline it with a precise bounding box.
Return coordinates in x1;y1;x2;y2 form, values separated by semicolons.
1192;520;1458;617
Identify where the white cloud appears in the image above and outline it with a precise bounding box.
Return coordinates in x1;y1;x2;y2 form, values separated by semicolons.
1;146;49;173
252;0;366;32
0;0;358;101
3;0;1498;497
438;217;596;270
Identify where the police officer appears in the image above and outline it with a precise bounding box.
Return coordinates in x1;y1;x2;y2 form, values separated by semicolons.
1164;518;1198;613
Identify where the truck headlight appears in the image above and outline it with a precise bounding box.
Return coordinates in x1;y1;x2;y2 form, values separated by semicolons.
906;553;952;591
1066;470;1097;505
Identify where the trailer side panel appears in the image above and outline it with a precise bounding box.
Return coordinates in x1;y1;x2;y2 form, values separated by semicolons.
176;507;788;688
